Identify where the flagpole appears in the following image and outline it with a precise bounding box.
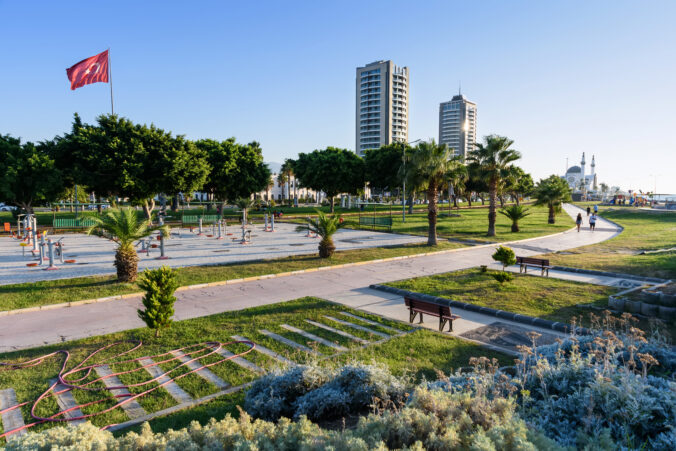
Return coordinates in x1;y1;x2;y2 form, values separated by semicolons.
108;48;114;115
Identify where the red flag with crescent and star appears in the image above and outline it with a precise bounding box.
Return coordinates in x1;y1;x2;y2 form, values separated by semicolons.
66;50;109;90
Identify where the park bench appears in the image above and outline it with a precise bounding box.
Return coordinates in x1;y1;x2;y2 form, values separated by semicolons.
53;218;97;229
404;295;460;332
359;216;393;231
181;215;220;227
516;256;551;276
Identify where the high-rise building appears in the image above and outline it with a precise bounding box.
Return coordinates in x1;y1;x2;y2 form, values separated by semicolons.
355;60;409;156
438;93;477;159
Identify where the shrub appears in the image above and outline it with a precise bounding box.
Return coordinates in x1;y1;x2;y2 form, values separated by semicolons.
492;245;516;270
492;272;514;284
137;266;179;337
480;264;488;273
244;363;407;422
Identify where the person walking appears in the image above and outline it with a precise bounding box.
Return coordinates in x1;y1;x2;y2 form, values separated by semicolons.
589;212;597;231
576;213;583;232
586;206;591;216
593;204;598;214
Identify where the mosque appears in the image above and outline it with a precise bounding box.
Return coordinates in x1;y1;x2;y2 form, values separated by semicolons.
563;152;597;191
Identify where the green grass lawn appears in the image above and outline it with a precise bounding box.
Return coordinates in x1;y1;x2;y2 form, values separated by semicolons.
342;203;573;243
385;268;616;325
0;297;508;440
545;205;676;279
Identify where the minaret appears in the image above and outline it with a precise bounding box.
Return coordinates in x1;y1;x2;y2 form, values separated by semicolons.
581;152;586;181
591;155;597;190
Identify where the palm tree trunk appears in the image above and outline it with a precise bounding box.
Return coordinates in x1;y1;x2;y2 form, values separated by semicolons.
329;196;335;213
143;199;155;221
408;192;414;214
427;183;438;246
548;204;556;224
488;178;498;236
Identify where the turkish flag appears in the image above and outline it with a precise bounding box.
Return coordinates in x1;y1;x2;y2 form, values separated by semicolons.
66;50;109;90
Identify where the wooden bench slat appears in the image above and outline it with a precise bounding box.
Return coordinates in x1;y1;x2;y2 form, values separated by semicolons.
404;296;460;332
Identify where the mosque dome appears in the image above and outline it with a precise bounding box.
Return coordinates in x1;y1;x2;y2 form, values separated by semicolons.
566;166;581;174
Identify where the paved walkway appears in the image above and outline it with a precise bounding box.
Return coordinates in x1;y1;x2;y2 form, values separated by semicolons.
0;204;622;353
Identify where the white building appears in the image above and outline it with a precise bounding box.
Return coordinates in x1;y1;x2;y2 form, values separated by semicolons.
563;152;597;191
355;60;409;156
257;171;323;204
438;93;477;160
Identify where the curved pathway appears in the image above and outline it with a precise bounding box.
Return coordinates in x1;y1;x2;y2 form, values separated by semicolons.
0;204;621;353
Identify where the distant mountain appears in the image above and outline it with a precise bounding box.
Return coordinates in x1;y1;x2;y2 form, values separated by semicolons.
266;162;282;174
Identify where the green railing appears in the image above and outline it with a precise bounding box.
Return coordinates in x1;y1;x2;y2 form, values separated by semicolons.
181;215;220;226
53;218;98;229
359;216;393;230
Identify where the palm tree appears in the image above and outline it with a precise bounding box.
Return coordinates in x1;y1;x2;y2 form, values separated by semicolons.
235;197;254;225
532;175;572;224
499;205;531;232
446;156;468;210
404;141;459;245
86;208;169;282
467;135;521;237
295;210;346;258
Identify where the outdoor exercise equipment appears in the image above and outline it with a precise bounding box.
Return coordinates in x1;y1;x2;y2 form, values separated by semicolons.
263;213;269;231
44;239;59;270
240;227;252;244
216;219;224;239
156;217;169;260
0;340;255;439
305;217;317;238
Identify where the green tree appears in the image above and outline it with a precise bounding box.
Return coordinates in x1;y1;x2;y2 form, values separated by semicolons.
492;245;516;271
292;147;364;212
85;208;169;282
445;156;468;209
533;175;572;224
0;135;64;213
364;143;409;194
499;204;531;232
58;114;208;219
506;166;534;205
295;210;347;258
197;139;270;211
467;135;521;236
405;140;460;246
137;266;179;337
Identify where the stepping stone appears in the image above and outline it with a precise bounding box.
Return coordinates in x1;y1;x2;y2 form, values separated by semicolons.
50;379;86;426
0;388;26;440
258;329;322;355
323;316;390;338
138;358;193;403
304;319;370;344
94;365;147;420
231;335;295;366
339;312;402;334
169;350;230;390
281;324;348;351
214;347;265;374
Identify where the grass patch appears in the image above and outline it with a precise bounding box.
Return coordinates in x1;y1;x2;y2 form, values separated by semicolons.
0;297;505;439
546;205;676;279
336;204;572;243
385;268;616;325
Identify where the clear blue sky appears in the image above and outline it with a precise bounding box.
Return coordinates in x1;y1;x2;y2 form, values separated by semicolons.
1;0;675;193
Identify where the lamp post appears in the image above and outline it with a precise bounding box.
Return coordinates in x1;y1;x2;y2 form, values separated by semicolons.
402;138;422;222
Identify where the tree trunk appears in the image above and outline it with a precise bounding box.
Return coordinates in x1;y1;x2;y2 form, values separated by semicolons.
408;193;414;214
171;194;179;212
318;238;335;258
97;194;102;214
143;199;155;221
487;178;497;237
329;196;335;213
467;195;472;207
548;204;556;224
498;195;505;208
511;221;519;232
427;183;438;246
114;245;139;282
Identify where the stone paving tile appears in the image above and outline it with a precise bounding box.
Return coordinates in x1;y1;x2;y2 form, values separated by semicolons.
280;324;348;351
50;380;86;426
258;329;321;355
94;365;147;419
138;358;193;403
322;315;391;338
230;335;295;366
169;351;230;390
0;388;26;440
304;319;370;344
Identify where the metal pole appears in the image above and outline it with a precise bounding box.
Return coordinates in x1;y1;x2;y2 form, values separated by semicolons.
45;239;58;270
74;185;79;219
108;48;114;115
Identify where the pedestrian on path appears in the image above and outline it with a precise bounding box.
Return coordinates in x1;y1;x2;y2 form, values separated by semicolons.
589;213;597;231
594;204;598;214
576;213;583;232
586;206;591;216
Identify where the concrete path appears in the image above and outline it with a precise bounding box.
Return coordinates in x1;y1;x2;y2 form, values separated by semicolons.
0;204;621;353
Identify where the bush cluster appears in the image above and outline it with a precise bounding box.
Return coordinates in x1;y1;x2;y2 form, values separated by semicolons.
244;363;407;422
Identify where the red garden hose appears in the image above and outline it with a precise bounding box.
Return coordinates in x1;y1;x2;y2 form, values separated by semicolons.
0;339;255;438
